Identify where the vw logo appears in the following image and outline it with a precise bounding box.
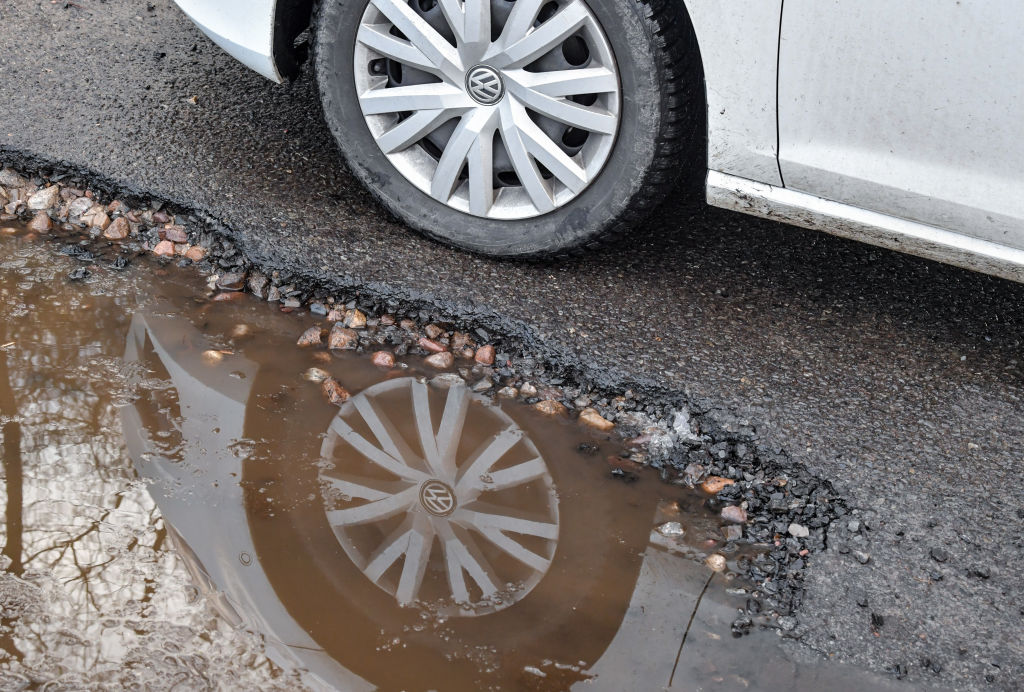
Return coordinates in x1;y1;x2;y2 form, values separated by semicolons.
465;65;504;105
420;479;457;516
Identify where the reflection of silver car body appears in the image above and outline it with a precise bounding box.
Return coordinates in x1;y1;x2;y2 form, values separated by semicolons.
174;0;1024;278
119;308;708;689
121;309;907;690
121;310;373;690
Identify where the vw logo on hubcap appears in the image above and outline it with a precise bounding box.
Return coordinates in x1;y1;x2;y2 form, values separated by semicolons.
465;65;504;105
420;479;457;516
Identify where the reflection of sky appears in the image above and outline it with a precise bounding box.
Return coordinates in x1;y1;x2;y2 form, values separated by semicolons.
0;238;304;689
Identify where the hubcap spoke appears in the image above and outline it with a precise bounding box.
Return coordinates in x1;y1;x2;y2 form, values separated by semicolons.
504;98;589;192
461;0;491;57
329;416;428;482
438;520;499;601
430;108;498;205
375;108;467;154
499;99;556;212
505;66;618;98
323;473;414;502
461;456;547;499
367;0;464;78
493;0;547;52
455;504;559;539
506;80;617;135
325;485;419;526
357;23;442;76
359;83;473;116
489;0;590;69
454;426;524;495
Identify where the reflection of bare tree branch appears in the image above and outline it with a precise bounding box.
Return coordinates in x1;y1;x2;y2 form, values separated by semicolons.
140;520;167;607
22;494;132;616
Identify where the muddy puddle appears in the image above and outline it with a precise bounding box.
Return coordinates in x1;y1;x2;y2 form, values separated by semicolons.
0;223;907;690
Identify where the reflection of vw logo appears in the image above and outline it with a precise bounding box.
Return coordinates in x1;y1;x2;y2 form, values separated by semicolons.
465;65;504;105
420;480;456;516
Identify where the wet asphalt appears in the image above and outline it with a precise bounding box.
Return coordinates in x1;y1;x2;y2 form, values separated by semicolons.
1;1;1022;689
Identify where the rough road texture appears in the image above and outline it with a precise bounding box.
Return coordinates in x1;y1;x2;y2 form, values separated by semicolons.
0;1;1021;689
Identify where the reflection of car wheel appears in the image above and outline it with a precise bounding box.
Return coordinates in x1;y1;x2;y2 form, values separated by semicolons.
314;0;699;258
321;378;559;618
244;371;654;688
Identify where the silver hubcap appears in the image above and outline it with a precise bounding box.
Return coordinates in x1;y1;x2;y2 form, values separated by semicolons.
320;377;559;616
354;0;621;219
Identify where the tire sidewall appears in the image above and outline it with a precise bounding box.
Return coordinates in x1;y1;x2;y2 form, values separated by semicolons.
314;0;664;256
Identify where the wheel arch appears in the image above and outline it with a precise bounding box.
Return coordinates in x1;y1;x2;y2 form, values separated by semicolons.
273;0;317;78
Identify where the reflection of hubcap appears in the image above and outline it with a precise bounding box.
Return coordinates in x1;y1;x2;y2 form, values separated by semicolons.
465;65;503;105
319;377;559;616
420;479;457;516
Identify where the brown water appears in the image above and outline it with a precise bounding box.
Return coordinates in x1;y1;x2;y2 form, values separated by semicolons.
0;224;910;690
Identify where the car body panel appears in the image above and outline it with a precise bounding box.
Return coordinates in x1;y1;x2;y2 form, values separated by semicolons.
173;0;283;82
681;0;782;186
708;170;1024;284
777;0;1024;252
120;309;373;691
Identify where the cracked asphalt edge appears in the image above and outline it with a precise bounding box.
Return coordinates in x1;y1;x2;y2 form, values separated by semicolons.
1;152;853;645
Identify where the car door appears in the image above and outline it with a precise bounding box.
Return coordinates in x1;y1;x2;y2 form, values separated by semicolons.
776;0;1024;251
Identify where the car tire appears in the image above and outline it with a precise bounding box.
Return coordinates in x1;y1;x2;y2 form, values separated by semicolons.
313;0;700;258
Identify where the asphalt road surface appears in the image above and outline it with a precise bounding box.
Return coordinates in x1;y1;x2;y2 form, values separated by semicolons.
1;1;1022;689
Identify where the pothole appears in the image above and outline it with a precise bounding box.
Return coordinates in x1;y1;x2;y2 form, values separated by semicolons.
0;167;880;690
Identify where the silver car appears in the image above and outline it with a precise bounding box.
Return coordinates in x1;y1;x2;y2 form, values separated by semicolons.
172;0;1024;280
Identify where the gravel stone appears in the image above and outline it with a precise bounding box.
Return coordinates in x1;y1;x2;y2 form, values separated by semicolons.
28;211;51;232
328;325;358;350
721;505;747;524
788;523;810;538
27;185;59;210
700;476;735;494
152;240;175;257
474;344;495;365
103;216;130;239
164;225;188;243
344;309;366;328
418;337;446;354
321;377;350;405
0;168;28;187
371;351;395;368
424;351;454;369
578;407;614;431
296;327;323;347
533;400;567;416
705;554;727;572
303;367;330;382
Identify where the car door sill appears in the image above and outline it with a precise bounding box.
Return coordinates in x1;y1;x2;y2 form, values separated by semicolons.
706;170;1024;284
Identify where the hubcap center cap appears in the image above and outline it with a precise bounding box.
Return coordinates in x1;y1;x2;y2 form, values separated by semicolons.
465;65;504;105
420;479;457;517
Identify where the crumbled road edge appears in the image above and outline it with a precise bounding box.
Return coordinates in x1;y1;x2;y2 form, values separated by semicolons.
0;164;851;636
